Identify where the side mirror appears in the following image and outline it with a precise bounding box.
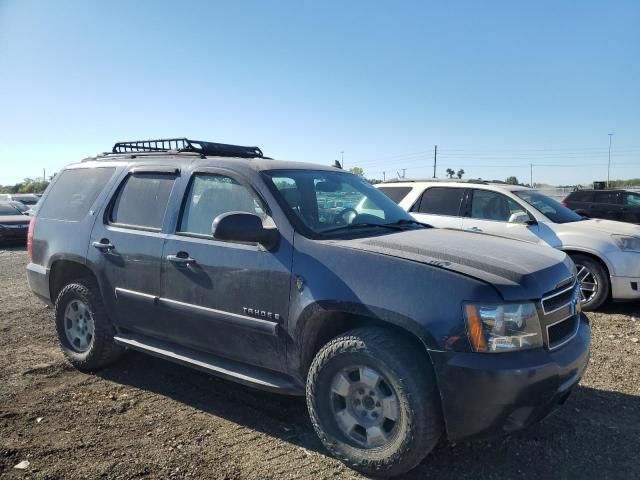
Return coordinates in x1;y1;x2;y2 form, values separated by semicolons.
508;212;534;225
212;212;278;249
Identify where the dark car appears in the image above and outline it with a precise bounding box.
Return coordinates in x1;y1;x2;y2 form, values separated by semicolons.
27;138;590;477
0;202;31;244
563;189;640;224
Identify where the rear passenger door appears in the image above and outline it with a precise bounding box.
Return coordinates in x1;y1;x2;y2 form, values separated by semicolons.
88;168;178;340
592;191;623;221
159;170;292;372
622;192;640;223
409;187;465;229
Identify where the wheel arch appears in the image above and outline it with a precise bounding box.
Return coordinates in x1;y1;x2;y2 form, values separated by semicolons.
49;258;99;303
562;248;612;279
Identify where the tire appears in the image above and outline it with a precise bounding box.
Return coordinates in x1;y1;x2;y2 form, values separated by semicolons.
306;327;442;478
569;253;609;311
54;278;123;370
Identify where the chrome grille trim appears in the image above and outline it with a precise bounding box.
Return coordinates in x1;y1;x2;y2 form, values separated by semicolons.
541;280;578;315
546;314;580;351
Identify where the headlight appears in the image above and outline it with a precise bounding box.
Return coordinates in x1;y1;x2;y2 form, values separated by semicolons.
612;235;640;253
464;302;543;352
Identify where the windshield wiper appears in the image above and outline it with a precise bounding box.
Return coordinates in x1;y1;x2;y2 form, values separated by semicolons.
321;219;429;235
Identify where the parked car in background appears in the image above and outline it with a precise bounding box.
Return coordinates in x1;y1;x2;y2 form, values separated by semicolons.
8;200;30;215
378;180;640;310
0;202;31;244
27;138;589;477
0;193;41;206
563;189;640;224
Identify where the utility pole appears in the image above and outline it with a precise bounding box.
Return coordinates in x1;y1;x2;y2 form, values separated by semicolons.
607;134;614;187
43;168;46;182
401;168;406;179
530;163;533;187
432;145;438;178
340;151;344;170
382;171;386;182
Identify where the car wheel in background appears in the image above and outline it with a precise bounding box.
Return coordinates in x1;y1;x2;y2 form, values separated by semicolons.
569;253;609;311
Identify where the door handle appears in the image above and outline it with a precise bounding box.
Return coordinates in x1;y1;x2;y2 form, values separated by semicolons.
466;226;482;232
167;253;196;266
92;240;114;251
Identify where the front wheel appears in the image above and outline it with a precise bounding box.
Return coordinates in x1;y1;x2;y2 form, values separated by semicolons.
306;327;443;477
569;253;609;311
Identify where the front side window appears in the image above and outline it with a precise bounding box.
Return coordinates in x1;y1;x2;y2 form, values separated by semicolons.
110;173;176;230
514;190;583;224
179;174;264;236
412;187;465;216
470;190;527;222
568;191;594;202
265;170;417;236
624;192;640;206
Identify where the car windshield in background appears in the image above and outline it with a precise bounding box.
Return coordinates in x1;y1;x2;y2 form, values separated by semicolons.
0;204;22;216
265;170;419;236
514;190;584;224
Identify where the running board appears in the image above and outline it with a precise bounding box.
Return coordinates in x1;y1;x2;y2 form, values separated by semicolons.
113;334;303;395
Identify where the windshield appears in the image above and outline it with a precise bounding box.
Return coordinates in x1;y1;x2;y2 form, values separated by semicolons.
264;170;419;236
514;190;584;223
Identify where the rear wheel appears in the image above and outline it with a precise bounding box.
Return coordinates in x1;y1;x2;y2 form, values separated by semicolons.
569;253;609;311
54;278;123;370
306;327;442;477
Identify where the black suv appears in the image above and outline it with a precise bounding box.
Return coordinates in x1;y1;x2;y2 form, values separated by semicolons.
563;189;640;223
27;138;590;477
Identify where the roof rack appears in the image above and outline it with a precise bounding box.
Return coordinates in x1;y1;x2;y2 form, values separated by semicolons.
111;138;264;158
382;178;511;185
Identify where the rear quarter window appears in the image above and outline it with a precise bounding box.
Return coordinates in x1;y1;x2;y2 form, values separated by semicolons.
377;186;412;204
38;167;116;221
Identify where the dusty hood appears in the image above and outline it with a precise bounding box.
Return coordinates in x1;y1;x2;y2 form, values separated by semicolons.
332;228;575;301
554;218;640;236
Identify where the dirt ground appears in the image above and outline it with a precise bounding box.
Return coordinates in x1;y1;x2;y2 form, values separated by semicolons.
1;246;639;480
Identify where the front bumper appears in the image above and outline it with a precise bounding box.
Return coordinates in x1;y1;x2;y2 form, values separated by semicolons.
610;275;640;300
430;313;590;442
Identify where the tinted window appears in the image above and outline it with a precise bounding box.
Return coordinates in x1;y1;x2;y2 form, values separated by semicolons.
413;187;465;216
470;190;527;221
110;173;176;229
0;203;21;215
624;193;640;206
38;168;116;221
567;191;594;202
514;190;583;223
377;186;412;204
594;191;619;204
179;174;264;236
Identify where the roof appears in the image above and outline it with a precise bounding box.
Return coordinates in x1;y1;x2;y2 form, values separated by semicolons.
379;179;531;191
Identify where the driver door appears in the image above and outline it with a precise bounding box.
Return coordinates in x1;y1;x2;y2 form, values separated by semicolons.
461;189;541;243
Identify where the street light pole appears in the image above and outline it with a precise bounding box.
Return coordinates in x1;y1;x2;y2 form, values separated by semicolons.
607;134;614;187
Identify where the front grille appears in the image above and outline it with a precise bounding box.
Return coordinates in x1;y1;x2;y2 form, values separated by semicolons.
541;280;580;350
541;282;576;315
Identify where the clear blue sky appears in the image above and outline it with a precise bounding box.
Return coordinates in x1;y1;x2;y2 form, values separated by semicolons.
0;0;638;186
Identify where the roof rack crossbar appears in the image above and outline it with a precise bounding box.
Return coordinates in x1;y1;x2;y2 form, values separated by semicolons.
111;138;264;158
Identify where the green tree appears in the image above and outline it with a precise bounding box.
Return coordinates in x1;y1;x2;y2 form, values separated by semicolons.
505;176;520;185
456;169;465;179
349;166;364;177
445;168;455;178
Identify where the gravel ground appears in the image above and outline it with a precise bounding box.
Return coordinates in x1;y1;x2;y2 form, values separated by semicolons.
1;246;639;479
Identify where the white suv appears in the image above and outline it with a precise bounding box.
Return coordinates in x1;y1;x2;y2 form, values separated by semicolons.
377;180;640;310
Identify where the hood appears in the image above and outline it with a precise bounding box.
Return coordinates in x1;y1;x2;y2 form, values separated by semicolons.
554;218;640;236
331;228;574;301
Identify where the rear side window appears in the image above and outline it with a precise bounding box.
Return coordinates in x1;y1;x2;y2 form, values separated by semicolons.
594;191;619;204
412;187;465;216
377;186;412;204
470;190;527;222
179;174;264;236
110;173;176;230
624;193;640;206
567;191;594;202
38;167;116;221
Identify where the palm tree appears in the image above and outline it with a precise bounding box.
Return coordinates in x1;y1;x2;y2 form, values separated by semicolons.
456;169;465;179
446;168;455;178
